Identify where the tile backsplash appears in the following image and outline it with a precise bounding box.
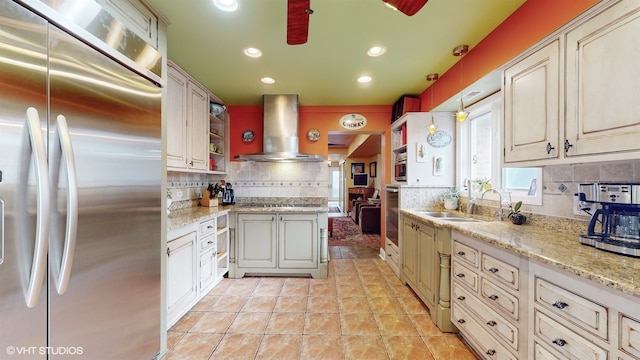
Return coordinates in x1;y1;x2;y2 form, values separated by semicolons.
167;161;329;206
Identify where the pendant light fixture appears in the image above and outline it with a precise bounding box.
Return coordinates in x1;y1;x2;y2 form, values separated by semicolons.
453;44;469;122
425;72;439;134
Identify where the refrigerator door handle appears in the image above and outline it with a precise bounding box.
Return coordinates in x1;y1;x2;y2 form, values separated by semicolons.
52;115;78;294
23;107;50;308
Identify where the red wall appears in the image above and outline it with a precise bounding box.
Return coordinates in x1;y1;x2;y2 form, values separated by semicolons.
419;0;600;110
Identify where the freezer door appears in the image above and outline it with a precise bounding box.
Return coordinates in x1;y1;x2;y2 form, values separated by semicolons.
47;23;161;360
0;2;48;359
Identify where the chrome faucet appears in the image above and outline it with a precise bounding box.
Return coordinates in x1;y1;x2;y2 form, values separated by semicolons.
480;188;503;221
464;178;473;214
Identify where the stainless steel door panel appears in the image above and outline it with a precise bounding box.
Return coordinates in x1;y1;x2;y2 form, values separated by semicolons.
0;2;48;358
47;24;161;359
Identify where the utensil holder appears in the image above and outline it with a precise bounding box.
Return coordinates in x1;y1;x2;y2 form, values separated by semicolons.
200;190;219;207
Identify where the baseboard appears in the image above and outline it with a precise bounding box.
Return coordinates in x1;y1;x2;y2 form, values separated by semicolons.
379;248;386;260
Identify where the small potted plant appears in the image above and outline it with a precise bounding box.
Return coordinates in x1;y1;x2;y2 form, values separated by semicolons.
441;187;460;210
508;200;526;225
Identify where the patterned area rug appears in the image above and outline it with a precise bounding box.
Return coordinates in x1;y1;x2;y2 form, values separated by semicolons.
329;206;342;213
329;217;380;247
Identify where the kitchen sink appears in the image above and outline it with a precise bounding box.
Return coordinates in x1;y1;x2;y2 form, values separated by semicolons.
415;211;487;222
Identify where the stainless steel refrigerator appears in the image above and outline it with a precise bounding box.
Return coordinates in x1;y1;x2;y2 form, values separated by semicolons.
0;1;162;358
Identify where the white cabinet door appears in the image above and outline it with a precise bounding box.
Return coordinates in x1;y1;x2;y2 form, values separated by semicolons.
167;230;197;327
565;1;640;157
401;217;418;285
237;213;277;268
199;248;216;291
503;40;561;163
166;65;188;168
186;81;209;170
278;214;318;269
416;223;436;308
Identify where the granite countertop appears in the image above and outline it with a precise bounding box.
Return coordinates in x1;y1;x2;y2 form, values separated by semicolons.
168;205;328;231
401;209;640;299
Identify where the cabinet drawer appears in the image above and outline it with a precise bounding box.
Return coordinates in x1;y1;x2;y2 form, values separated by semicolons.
481;278;520;321
200;219;216;236
453;283;519;351
452;303;518;360
453;240;479;268
482;254;519;291
534;341;569;360
620;314;640;358
534;310;608;360
200;234;216;251
535;277;608;340
452;260;478;292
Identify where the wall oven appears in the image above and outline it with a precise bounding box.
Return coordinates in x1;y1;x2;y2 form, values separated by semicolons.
394;153;407;182
385;186;399;246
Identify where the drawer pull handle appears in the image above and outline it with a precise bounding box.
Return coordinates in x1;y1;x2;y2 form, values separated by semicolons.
553;301;568;309
486;349;496;356
208;241;214;244
488;294;499;301
457;296;465;301
457;319;465;324
457;251;465;256
486;320;497;327
207;225;214;229
456;273;465;278
488;267;499;273
552;338;567;347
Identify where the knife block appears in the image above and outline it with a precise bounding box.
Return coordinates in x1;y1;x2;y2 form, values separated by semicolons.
200;190;219;207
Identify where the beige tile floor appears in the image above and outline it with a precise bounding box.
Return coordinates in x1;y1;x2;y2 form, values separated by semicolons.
163;245;479;359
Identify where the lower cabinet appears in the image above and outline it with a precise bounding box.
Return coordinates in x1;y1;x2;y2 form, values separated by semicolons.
167;211;230;328
167;226;197;328
385;238;400;277
451;230;640;360
451;231;528;359
400;214;454;332
232;212;328;279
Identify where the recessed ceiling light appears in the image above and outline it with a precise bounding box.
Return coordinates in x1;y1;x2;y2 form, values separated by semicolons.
261;77;275;84
357;76;372;83
213;0;238;12
244;47;262;58
367;46;386;57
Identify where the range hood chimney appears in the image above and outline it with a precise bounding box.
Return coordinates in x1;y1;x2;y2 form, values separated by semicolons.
235;94;324;162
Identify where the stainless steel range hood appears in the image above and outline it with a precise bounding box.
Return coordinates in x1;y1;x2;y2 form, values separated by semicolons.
235;94;324;162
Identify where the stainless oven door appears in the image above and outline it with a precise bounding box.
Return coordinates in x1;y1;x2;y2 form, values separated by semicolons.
385;186;399;246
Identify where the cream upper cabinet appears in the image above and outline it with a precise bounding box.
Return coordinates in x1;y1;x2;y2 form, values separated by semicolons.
167;61;209;171
502;0;640;166
166;65;188;168
564;1;640;157
503;40;560;163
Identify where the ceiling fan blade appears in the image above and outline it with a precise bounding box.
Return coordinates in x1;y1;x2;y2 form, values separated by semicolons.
383;0;428;16
287;0;310;45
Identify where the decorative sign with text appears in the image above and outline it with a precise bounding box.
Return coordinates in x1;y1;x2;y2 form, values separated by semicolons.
339;113;367;130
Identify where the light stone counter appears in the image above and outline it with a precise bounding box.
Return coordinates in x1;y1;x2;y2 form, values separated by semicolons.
168;205;328;231
401;209;640;299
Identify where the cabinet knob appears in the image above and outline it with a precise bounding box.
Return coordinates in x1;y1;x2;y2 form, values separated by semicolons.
457;296;465;301
552;338;567;347
166;247;171;256
564;139;573;153
488;267;499;273
488;294;499;301
486;349;496;356
456;273;465;278
552;301;568;309
457;319;466;324
486;320;497;327
457;251;465;256
546;142;555;154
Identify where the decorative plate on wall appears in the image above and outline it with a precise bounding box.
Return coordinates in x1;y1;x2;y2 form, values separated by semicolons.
307;128;320;141
427;130;452;148
242;130;255;143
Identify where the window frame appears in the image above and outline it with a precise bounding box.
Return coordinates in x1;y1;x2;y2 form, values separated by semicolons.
456;92;542;206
